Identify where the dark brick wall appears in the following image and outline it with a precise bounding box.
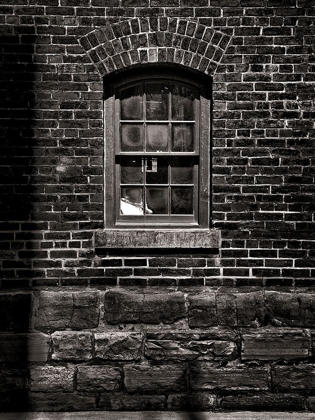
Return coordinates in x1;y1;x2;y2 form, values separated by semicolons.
1;0;315;412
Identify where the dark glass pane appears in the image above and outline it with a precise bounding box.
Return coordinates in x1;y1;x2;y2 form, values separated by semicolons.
172;124;194;152
121;157;143;184
121;187;143;215
146;188;168;214
171;157;194;184
121;84;143;120
171;187;193;214
146;83;169;120
146;157;169;185
146;124;169;152
121;124;144;152
172;85;195;121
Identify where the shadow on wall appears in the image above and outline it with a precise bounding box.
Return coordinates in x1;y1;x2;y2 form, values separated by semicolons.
0;28;36;411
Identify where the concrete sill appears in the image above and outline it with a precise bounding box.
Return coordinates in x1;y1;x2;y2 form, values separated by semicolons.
94;229;220;249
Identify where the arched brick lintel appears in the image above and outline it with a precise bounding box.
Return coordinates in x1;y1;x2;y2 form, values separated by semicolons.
79;18;231;77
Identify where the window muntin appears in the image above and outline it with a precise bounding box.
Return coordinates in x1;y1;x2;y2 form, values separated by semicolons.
115;79;200;225
104;69;211;230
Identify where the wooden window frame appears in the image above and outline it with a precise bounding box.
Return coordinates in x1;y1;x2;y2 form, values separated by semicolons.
104;67;212;231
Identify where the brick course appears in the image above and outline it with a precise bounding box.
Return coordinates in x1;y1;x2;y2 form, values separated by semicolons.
1;0;315;412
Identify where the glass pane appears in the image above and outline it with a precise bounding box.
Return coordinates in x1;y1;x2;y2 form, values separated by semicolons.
146;83;169;120
146;157;168;185
121;84;143;120
146;188;168;214
172;124;194;152
121;124;144;152
171;157;194;184
171;187;193;214
121;187;143;215
121;157;143;184
172;85;195;121
146;124;169;152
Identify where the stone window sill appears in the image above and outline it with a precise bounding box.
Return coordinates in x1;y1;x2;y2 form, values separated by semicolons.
94;229;220;249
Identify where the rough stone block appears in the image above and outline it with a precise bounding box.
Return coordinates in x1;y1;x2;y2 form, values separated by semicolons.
188;293;217;328
236;291;265;326
98;393;165;410
0;367;28;392
104;289;186;324
298;293;315;327
77;366;121;392
242;329;310;361
0;293;32;332
220;393;305;411
265;291;300;326
167;392;216;410
95;332;143;360
272;365;315;391
0;333;49;362
190;363;269;391
29;392;96;411
216;293;237;326
124;364;186;392
52;331;93;361
35;290;100;332
145;330;236;361
30;365;75;392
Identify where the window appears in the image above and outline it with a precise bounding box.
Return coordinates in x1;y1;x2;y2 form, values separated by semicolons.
104;68;211;231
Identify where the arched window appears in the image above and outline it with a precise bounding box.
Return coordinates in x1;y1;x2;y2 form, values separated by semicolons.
104;67;211;230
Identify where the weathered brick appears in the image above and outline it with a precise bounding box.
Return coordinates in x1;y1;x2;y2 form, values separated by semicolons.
95;332;143;360
77;365;121;392
98;393;165;410
124;364;186;392
104;289;186;324
35;290;100;332
29;392;96;411
52;331;93;360
242;329;310;361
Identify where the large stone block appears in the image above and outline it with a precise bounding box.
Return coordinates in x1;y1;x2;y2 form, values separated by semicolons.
0;367;28;393
272;365;315;391
35;290;100;332
124;364;186;392
29;392;96;411
52;331;93;361
216;293;237;326
265;291;300;326
236;292;265;327
220;393;305;411
95;332;143;360
188;293;217;328
167;392;216;410
104;289;186;324
30;365;75;392
98;393;165;410
242;328;310;361
0;333;49;362
298;293;315;327
146;330;236;361
190;363;269;391
77;366;121;392
0;293;32;332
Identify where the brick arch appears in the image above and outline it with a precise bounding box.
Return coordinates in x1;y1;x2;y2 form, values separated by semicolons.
79;17;231;77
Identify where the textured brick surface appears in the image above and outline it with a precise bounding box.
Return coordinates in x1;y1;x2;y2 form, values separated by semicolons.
95;332;143;360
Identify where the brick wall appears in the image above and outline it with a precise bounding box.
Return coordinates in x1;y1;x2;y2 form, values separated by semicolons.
1;0;315;412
